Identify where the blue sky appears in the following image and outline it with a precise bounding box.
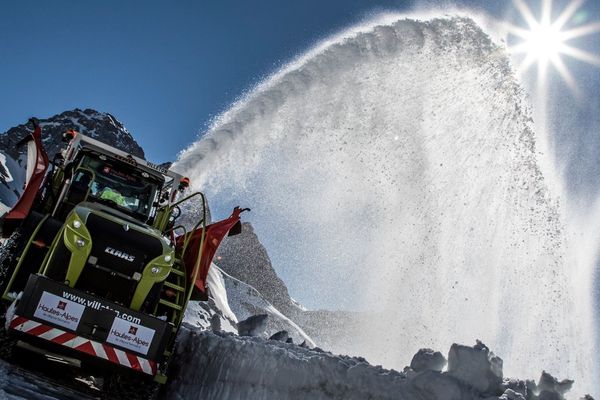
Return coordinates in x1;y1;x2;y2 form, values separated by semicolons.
1;0;598;187
1;0;417;163
1;1;599;269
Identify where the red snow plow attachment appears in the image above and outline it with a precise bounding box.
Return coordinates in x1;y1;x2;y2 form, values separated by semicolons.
1;120;49;237
176;206;248;300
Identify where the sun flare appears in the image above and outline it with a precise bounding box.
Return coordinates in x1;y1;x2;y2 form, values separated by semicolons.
505;0;600;92
524;21;564;61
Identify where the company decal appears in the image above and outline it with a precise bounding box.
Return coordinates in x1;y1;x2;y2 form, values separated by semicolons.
101;166;140;183
104;247;135;262
106;317;155;355
61;291;114;312
145;161;168;174
114;154;138;167
34;291;85;331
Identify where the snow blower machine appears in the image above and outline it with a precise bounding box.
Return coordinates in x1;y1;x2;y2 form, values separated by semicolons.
0;119;246;398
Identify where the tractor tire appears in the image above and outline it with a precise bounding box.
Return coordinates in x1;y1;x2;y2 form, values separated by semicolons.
0;234;20;366
0;325;16;362
0;211;45;298
102;372;160;400
0;230;21;294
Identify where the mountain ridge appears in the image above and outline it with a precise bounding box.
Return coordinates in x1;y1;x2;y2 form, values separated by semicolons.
0;108;144;160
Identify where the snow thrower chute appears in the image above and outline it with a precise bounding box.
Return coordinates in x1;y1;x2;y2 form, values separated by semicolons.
175;206;248;300
0;119;49;237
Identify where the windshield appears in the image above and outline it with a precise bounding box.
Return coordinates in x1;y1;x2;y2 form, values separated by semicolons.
74;155;159;219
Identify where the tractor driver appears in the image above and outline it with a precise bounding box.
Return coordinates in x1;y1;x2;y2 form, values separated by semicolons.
99;186;127;207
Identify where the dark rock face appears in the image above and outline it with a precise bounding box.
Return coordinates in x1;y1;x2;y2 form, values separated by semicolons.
215;221;364;353
216;223;297;316
0;108;145;160
212;221;369;354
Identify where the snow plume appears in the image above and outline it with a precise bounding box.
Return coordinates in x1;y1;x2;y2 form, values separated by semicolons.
175;15;597;394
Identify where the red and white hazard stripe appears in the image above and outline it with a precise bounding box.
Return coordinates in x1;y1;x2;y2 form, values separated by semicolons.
9;315;157;375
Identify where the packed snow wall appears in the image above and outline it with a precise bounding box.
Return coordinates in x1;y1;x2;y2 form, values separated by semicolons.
168;327;576;400
175;15;597;394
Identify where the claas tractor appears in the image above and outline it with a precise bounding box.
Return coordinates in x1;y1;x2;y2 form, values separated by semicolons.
0;119;245;398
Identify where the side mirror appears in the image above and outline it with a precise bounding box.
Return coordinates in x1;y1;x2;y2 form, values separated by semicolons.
62;129;78;142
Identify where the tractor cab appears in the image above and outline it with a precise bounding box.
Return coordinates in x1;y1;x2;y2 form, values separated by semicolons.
47;134;178;227
64;154;160;222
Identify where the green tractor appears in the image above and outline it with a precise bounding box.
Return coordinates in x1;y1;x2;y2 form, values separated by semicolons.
0;120;245;398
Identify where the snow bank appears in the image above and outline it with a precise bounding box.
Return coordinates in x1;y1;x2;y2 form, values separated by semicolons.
206;264;238;324
214;265;315;346
168;325;409;400
0;359;95;400
168;327;586;400
183;264;315;346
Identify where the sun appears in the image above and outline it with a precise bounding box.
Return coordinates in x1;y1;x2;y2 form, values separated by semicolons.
523;20;564;61
504;0;600;93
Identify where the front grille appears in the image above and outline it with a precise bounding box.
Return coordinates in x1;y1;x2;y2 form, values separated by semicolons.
75;213;163;305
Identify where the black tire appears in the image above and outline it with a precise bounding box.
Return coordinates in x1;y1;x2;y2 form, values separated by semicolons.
102;372;160;400
0;234;19;367
0;230;22;303
0;245;19;365
0;210;46;297
0;325;16;362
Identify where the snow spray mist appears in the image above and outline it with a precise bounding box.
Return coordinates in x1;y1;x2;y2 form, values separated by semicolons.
175;15;596;394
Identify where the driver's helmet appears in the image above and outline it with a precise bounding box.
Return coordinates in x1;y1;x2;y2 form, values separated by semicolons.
99;187;127;207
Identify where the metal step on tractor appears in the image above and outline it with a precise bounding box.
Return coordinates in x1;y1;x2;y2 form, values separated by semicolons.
0;119;246;399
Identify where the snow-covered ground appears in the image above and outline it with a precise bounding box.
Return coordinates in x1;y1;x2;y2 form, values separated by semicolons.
167;327;580;400
0;259;588;400
184;264;315;346
173;262;585;400
0;360;98;400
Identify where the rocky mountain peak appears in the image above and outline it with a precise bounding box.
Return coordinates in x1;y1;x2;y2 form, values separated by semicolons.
0;108;144;160
216;222;299;317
